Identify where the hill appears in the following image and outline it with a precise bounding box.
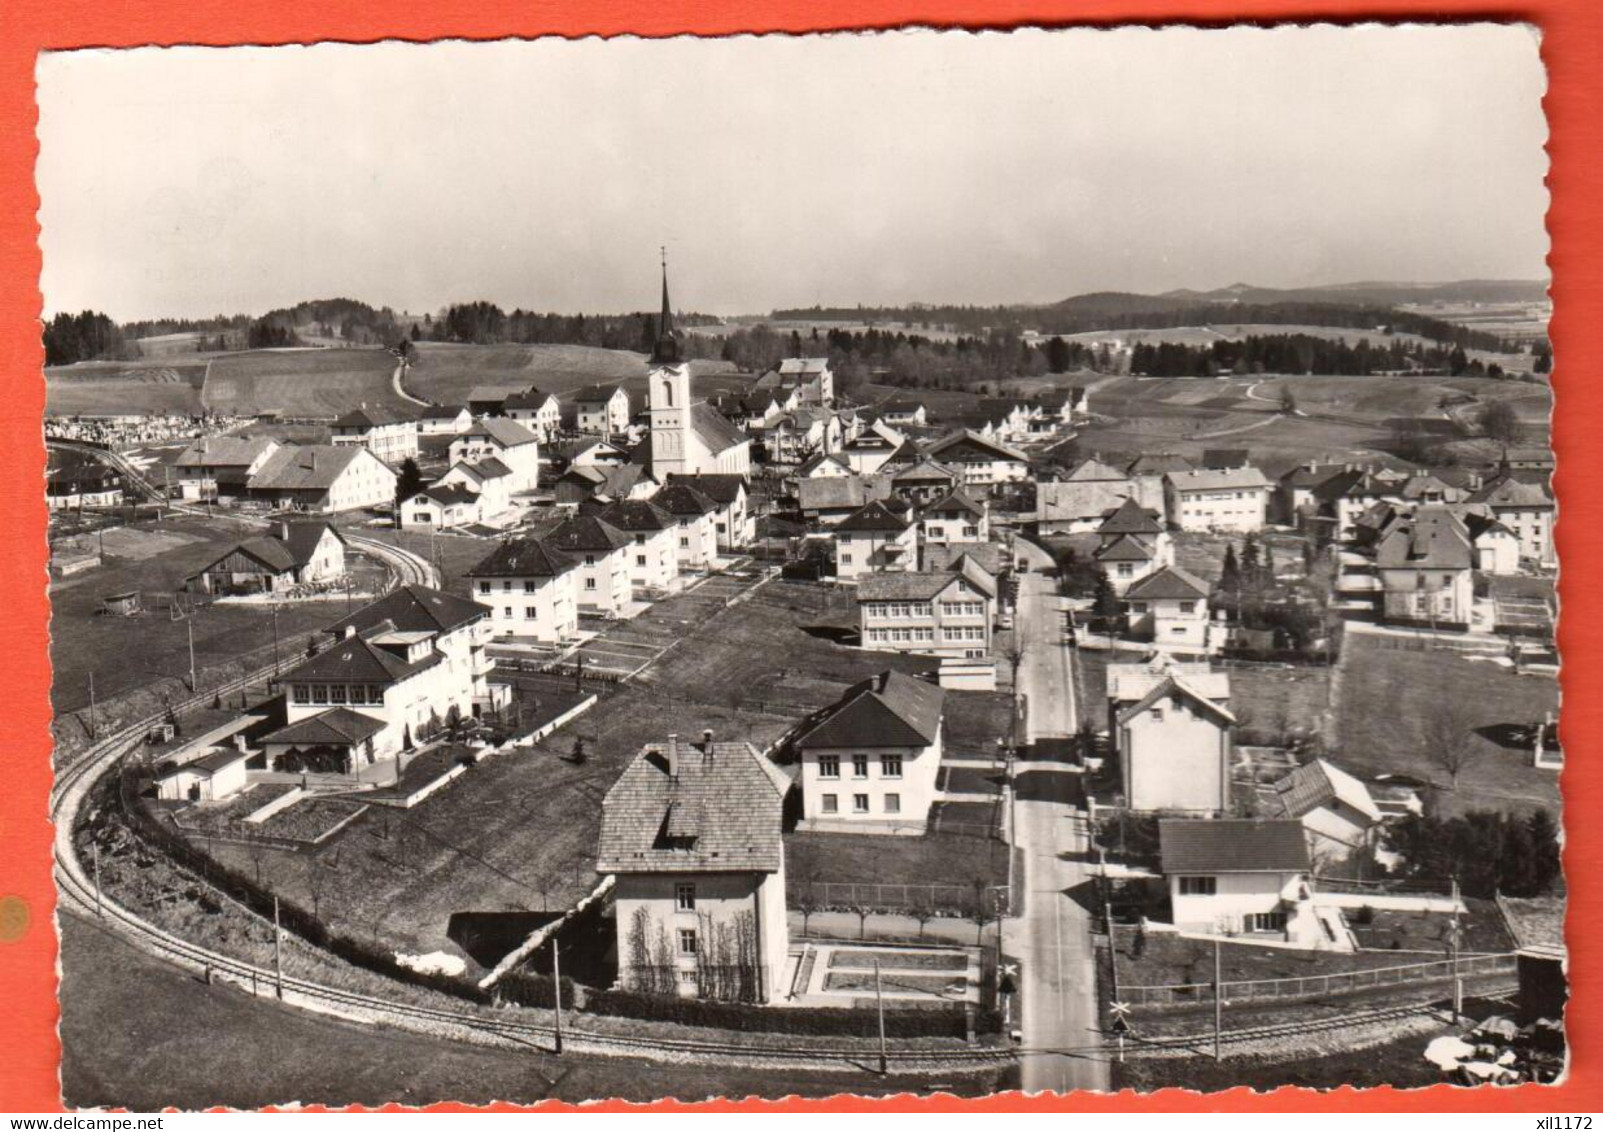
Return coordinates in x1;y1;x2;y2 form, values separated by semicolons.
199;348;403;417
1158;280;1549;308
404;342;656;405
45;361;208;417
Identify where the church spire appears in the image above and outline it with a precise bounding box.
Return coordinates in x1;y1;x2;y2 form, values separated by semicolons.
651;246;681;366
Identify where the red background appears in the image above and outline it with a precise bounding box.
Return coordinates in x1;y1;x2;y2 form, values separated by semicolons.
0;0;1596;1113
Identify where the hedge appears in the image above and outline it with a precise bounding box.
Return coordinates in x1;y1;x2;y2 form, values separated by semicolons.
581;985;997;1039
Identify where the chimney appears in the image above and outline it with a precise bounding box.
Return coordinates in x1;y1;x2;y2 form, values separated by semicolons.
666;734;679;778
279;521;290;541
701;728;714;750
344;625;357;639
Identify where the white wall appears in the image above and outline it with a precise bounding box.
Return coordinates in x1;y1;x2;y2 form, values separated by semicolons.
799;729;942;831
1120;698;1227;812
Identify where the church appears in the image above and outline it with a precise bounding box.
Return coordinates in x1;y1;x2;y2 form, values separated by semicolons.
640;261;753;481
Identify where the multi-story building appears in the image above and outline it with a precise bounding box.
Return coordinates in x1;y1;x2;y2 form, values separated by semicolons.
592;498;679;593
1110;663;1233;813
924;431;1030;489
834;500;916;580
465;535;580;643
449;417;540;493
793;670;945;833
173;435;281;501
1469;474;1555;567
919;488;988;545
1373;506;1476;627
572;383;633;437
502;388;563;440
855;564;996;659
1122;565;1213;650
330;405;419;465
1092;497;1173;593
245;445;398;514
667;474;754;549
417;404;473;435
546;514;634;616
1163;467;1271;532
652;482;721;572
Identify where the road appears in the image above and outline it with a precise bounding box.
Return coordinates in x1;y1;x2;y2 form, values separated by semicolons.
1004;542;1110;1094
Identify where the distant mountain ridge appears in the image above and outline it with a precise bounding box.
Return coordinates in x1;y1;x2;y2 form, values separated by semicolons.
1153;279;1549;308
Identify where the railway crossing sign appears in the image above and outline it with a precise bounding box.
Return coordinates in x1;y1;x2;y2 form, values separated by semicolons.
1109;1001;1133;1061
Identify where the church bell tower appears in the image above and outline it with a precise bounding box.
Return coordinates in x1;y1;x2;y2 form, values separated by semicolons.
649;250;692;479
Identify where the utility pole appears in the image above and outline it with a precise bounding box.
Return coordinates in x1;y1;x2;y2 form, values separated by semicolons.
87;671;98;740
273;895;284;999
874;958;888;1076
92;841;102;917
1213;933;1224;1062
1450;876;1463;1023
552;943;565;1054
187;617;197;692
271;604;281;676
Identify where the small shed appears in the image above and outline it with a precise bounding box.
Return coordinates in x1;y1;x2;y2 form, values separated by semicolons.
100;591;142;617
156;747;250;803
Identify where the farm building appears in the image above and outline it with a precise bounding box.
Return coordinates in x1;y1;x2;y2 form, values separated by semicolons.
173;436;282;502
191;521;348;595
46;464;125;510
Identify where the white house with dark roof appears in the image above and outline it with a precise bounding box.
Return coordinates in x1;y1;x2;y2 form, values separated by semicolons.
756;357;834;406
438;457;514;519
400;483;481;530
667;474;754;549
593;498;679;592
1373;506;1475;627
597;732;792;1001
1035;458;1137;534
1122;565;1213;650
270;584;496;763
546;514;634;616
173;435;281;501
572;383;633;436
834;499;916;580
891;458;960;507
418;404;472;435
919;487;989;545
1266;758;1382;865
1158;819;1319;944
1469;474;1555;566
246;445;397;513
192;520;347;595
1164;467;1271;532
652;482;720;571
857;566;995;659
793;670;946;833
330;405;419;465
466;535;579;643
1115;666;1233;813
449;417;540;493
1093;497;1173;593
924;431;1029;489
501;388;563;439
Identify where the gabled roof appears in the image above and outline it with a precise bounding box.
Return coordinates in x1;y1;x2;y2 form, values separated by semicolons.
1166;467;1269;493
547;514;632;553
1093;533;1157;563
467;536;575;579
1117;672;1236;727
572;382;627;404
1159;819;1311;875
1108;660;1229;704
457;417;538;448
691;402;749;456
1098;496;1165;535
652;482;717;517
328;583;488;638
1470;474;1553;508
261;706;385;747
798;476;888;513
278;521;344;567
249;445;371;492
175;436;278;468
467;384;530;404
1126;453;1194;476
1124;565;1210;600
836;499;911;535
924;541;1006;578
893;457;959;484
666;473;748;504
778;357;830;375
1374;507;1474;571
924;487;984;518
1037;480;1135;523
857;571;980;601
596;498;674;533
412;483;479;508
420;403;470;421
796;670;945;750
796;452;853;477
926;430;1027;463
1201;448;1251;470
596;737;789;874
502;388;553;410
333;405;415;428
1064;457;1129;483
284;632;440;684
469;456;513;479
1270;759;1382;824
202;536;297;575
1280;463;1353;490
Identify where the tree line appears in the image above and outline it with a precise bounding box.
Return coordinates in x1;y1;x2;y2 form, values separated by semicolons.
1129;333;1524;379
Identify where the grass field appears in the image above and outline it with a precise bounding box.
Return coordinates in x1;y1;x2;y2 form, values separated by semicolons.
58;914;990;1107
402;342;649;406
201;348;403;417
1110;1030;1450;1092
48;514;386;715
1332;632;1560;816
45;360;209;417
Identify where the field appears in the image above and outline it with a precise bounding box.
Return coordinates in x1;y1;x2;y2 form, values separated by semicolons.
1110;1030;1449;1092
787;824;1009;907
58;914;988;1107
402;342;649;405
1332;632;1560;816
47;514;390;716
45;360;209;417
201;348;403;417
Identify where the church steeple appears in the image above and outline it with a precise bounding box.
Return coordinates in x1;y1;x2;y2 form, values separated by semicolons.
651;247;681;366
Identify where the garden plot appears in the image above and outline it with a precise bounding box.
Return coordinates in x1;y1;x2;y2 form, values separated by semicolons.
793;942;979;1005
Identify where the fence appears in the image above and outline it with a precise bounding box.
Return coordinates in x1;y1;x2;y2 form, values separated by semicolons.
1309;874;1455;898
810;882;976;912
1121;952;1516;1008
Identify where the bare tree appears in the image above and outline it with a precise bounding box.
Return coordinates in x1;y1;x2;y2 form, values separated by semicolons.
909;890;936;940
1423;703;1480;791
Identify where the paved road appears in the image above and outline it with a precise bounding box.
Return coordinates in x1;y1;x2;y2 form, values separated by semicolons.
1003;551;1110;1094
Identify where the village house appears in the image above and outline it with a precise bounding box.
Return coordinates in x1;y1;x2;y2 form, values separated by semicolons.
653;482;721;571
572;383;633;436
330;405;419;465
400;483;482;530
891;458;961;507
793;670;945;833
449;417;540;493
1122;565;1214;651
1093;497;1173;593
417;404;473;436
1125;453;1194;520
756;357;834;406
597;732;792;1002
1111;664;1233;813
1164;466;1271;532
501;388;563;439
1034;458;1136;534
797;475;891;526
835;420;910;475
548;437;628;475
173;435;281;501
1469;474;1556;567
46;464;125;510
554;462;656;509
834;499;917;580
264;584;499;769
591;498;679;593
191;520;347;595
877;399;928;428
856;564;996;659
755;408;843;467
1275;462;1355;527
1373;505;1476;628
466;535;580;643
1266;758;1383;865
795;451;854;480
155;746;251;803
467;385;530;417
545;513;634;616
920;488;989;545
1158;819;1319;944
437;457;515;519
924;431;1030;490
666;473;755;549
246;444;398;514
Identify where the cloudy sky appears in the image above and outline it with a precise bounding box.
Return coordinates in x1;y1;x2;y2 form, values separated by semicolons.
37;25;1548;321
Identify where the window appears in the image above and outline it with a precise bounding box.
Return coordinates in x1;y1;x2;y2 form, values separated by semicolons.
821;793;838;814
636;555;647;567
478;581;491;595
329;684;347;704
1179;601;1196;614
679;537;689;548
678;929;698;956
1129;602;1148;615
292;684;310;704
635;534;646;546
884;793;901;814
1246;912;1287;933
525;606;538;620
853;794;870;814
585;578;596;590
675;883;696;911
311;685;328;705
1178;876;1217;896
818;755;840;779
504;606;513;618
584;555;596;566
524;580;537;593
502;580;513;592
852;754;869;778
1149;707;1163;720
839;552;853;565
1117;563;1133;578
881;754;903;778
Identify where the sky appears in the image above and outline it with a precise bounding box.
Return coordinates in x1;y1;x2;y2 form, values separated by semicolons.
36;25;1549;321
